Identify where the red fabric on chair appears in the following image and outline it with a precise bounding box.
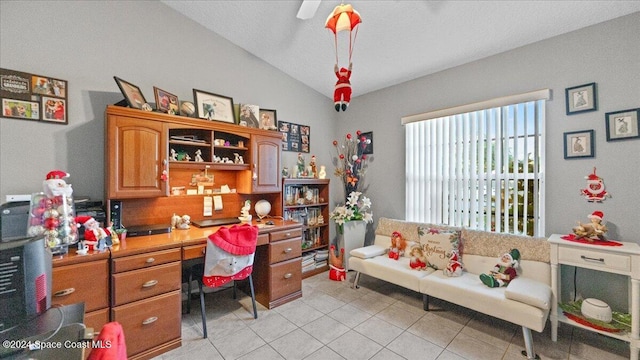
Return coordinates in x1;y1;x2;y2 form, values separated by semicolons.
87;321;127;360
209;224;259;255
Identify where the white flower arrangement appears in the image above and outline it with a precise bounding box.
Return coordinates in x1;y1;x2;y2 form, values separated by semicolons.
330;191;373;233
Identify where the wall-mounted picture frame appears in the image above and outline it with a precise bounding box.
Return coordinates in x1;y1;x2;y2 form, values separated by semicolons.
565;82;597;115
32;75;66;98
564;129;594;159
605;108;640;142
2;98;39;120
192;89;235;123
360;131;373;154
238;103;260;128
153;86;179;114
41;96;67;124
114;76;147;109
259;108;277;130
278;121;310;153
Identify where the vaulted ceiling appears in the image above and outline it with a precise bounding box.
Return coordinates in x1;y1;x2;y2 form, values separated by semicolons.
162;1;640;98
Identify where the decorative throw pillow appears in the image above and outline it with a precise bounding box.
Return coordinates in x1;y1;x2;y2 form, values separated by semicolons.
418;227;461;270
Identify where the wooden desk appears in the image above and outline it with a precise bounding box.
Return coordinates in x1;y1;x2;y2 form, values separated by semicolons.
548;234;640;360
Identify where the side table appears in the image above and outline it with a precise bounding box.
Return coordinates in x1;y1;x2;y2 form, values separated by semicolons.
548;234;640;360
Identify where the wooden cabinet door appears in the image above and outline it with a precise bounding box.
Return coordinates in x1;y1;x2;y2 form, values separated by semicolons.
244;134;281;193
106;116;167;198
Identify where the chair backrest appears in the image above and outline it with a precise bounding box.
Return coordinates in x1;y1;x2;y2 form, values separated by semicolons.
202;224;258;287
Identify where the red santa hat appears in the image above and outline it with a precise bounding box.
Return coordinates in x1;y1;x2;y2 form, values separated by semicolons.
449;251;459;262
585;168;601;183
588;211;604;220
75;216;95;227
46;170;70;180
392;231;401;238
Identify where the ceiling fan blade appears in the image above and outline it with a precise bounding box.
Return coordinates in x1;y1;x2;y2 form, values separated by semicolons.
296;0;321;20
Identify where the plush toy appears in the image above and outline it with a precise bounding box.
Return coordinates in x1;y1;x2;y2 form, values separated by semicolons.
443;250;463;277
76;216;111;252
480;249;520;287
388;231;407;260
408;245;427;270
333;63;352;112
329;245;346;281
572;210;607;241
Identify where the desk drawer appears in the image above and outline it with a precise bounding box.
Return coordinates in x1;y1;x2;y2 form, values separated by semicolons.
270;238;302;263
111;290;181;357
52;260;109;312
112;261;181;306
270;258;302;300
182;244;206;260
559;247;631;272
270;228;302;242
112;248;181;273
257;233;269;246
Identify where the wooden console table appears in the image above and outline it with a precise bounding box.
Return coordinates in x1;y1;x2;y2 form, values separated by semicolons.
548;234;640;360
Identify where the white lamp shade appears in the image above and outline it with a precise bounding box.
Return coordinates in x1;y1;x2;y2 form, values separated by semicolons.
254;200;271;219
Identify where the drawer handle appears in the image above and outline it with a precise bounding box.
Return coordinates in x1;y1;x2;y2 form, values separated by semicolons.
146;257;155;264
54;288;75;297
285;232;291;237
581;255;605;263
283;273;293;279
284;248;292;254
142;280;159;288
142;316;158;325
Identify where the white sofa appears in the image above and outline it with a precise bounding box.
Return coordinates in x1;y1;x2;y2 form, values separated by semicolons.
349;218;552;360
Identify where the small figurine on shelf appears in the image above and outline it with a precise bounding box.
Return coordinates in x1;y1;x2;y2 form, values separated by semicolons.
297;153;305;177
76;216;111;252
176;215;191;230
183;153;191;162
194;149;204;162
234;153;244;164
310;155;317;178
318;165;327;179
282;167;289;178
239;200;252;222
170;148;178;161
572;211;608;241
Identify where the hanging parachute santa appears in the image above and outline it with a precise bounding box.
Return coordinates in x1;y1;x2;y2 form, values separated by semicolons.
325;3;361;112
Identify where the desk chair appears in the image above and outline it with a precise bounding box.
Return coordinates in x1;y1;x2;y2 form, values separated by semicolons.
188;224;259;338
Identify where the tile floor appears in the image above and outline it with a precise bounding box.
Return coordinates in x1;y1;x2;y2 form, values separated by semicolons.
156;271;630;360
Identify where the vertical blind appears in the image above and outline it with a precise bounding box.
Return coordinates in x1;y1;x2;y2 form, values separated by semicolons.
404;90;548;236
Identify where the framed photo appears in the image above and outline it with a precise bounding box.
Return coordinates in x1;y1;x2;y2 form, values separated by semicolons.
259;108;277;130
564;129;594;159
2;98;39;120
41;96;67;124
360;131;373;154
192;89;235;123
153;86;179;114
605;108;640;141
278;121;310;153
238;104;260;128
565;82;597;115
32;75;66;98
114;76;147;109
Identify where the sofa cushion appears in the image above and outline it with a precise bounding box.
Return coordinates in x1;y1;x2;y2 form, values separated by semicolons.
350;245;387;259
505;277;552;310
349;255;434;292
418;227;461;270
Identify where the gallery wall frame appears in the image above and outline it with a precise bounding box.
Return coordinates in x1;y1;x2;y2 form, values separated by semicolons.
1;68;68;124
279;120;310;153
259;108;277;130
605;108;640;142
564;129;595;159
114;76;146;109
565;82;597;115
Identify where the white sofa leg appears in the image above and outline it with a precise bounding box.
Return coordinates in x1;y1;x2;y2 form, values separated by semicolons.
351;271;361;289
521;327;540;359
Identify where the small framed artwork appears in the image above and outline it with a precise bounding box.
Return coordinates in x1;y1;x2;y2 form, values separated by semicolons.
192;89;235;123
2;98;40;120
564;129;594;159
153;86;179;114
32;75;67;98
238;104;260;128
259;108;277;130
360;131;373;154
41;96;67;124
565;82;597;115
605;108;640;142
114;76;147;109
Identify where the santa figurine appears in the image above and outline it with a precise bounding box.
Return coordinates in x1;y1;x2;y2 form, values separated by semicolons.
443;250;463;277
329;245;346;281
388;231;407;260
580;167;609;202
333;62;352;112
76;216;111;252
43;170;73;198
480;249;520;287
408;245;427;270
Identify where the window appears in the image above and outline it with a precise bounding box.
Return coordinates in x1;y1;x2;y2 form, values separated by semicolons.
403;90;548;236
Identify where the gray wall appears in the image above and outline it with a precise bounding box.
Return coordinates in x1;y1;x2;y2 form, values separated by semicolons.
0;1;337;203
340;12;640;309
